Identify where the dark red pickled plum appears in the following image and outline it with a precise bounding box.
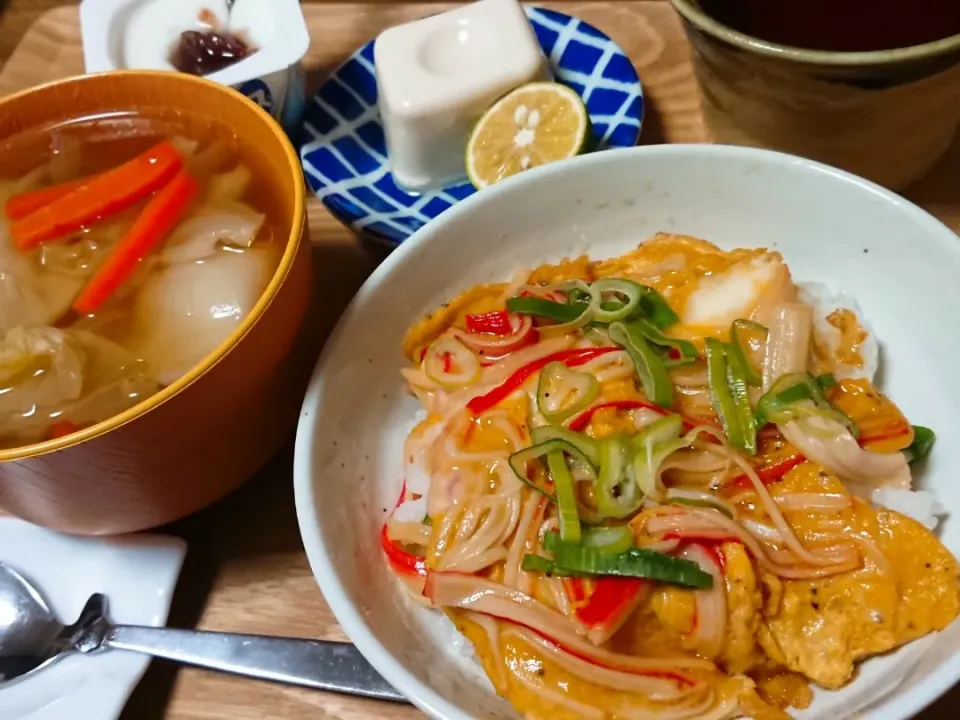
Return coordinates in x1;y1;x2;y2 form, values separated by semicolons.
170;30;254;76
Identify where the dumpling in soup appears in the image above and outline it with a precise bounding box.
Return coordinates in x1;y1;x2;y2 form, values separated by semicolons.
127;246;273;385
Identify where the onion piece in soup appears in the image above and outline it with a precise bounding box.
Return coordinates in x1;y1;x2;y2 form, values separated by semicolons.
0;326;160;445
160;200;265;263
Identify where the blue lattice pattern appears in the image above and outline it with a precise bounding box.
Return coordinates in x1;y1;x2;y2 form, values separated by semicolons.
299;7;644;246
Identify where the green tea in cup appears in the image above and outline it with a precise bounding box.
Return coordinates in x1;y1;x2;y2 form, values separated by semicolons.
671;0;960;189
698;0;960;52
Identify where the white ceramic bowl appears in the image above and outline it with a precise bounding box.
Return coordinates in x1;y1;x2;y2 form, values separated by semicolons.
294;145;960;720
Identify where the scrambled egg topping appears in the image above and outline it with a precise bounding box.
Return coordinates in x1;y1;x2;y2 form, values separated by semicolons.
757;464;959;689
407;235;959;718
404;233;794;358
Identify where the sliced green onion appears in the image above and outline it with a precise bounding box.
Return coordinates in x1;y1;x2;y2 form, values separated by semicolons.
582;325;611;346
729;319;767;386
530;426;601;467
703;337;756;453
724;340;757;454
636;286;680;330
536;361;599;424
506;296;583;323
590;278;645;323
755;372;858;437
816;373;838;390
629;317;697;367
507;294;593;338
581;525;635;554
596;436;643;519
706;338;745;449
508;438;596;500
629;414;684;454
543;532;713;588
567;281;677;329
904;425;935;465
542;531;560;552
631;415;686;501
547;449;581;542
423;336;482;388
770;375;818;405
521;554;565;574
567;287;592;307
608;321;674;408
423;514;433;526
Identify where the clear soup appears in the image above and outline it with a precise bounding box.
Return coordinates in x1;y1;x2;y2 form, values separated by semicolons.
0;111;285;450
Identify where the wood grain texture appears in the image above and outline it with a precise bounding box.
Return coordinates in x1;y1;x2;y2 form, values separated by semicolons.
0;2;956;718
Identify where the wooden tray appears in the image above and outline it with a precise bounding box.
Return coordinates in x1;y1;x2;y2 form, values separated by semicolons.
0;4;957;719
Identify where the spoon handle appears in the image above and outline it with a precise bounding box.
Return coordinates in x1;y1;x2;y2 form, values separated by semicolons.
105;625;406;703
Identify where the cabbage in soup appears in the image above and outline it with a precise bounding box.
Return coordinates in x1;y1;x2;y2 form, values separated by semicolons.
0;112;285;449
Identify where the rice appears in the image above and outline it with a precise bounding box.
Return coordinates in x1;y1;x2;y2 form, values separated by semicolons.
870;487;946;530
798;283;946;530
798;281;879;383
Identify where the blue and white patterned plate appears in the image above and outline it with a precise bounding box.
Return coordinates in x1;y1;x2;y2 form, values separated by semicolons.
299;7;644;246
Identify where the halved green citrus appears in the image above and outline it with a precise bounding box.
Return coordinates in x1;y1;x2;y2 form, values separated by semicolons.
466;82;590;189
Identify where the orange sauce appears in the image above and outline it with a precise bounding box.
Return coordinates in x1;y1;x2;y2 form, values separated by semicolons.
826;309;868;368
829;378;913;452
404;237;959;720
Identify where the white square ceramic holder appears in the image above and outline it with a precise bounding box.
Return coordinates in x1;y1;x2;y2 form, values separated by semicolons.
0;518;187;720
79;0;310;131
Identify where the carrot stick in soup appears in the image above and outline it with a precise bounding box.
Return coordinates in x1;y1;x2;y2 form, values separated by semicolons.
5;177;89;220
10;141;184;251
73;169;198;315
45;419;80;440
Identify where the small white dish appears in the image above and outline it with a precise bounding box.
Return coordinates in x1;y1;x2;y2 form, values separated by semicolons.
79;0;310;130
0;518;186;720
294;144;960;720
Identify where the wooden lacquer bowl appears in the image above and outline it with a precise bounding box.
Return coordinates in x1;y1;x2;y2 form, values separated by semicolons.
0;71;312;535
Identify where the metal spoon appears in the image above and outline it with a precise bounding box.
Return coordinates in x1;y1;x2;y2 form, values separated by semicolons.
0;562;405;702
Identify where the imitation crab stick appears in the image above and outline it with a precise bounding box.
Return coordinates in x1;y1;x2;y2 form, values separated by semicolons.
380;524;427;577
380;482;428;577
465;310;513;335
10;140;184;251
568;399;708;433
564;576;649;644
72;169;198;315
728;423;913;489
466;347;618;415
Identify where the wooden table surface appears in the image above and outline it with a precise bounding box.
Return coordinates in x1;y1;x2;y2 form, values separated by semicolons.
0;1;957;718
